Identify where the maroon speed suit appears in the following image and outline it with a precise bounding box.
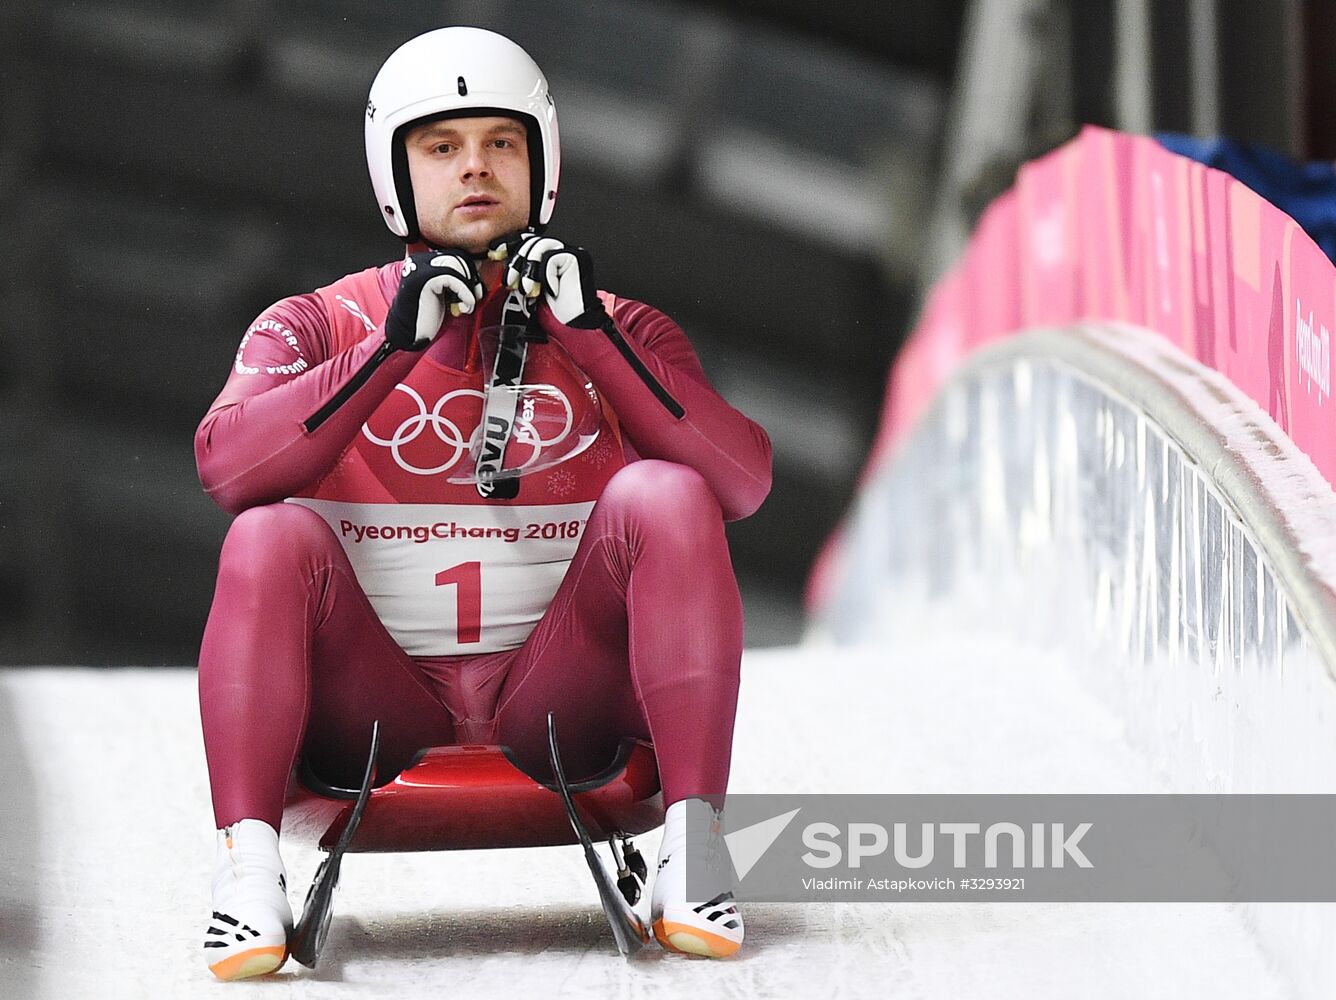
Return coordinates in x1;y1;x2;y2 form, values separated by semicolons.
195;260;772;829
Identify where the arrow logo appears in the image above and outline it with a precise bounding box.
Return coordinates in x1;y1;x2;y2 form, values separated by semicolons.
724;807;801;881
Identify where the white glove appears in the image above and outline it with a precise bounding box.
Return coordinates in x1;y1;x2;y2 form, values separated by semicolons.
504;235;607;328
385;251;486;350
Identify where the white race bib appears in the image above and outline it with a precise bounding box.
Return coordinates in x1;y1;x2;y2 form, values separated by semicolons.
288;498;596;655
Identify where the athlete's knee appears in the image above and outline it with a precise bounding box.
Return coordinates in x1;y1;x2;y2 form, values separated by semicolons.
600;460;723;528
217;502;337;584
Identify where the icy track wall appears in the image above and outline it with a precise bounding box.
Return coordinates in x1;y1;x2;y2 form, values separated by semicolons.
812;128;1336;996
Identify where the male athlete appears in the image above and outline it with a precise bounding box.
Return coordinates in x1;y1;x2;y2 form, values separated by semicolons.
194;26;771;979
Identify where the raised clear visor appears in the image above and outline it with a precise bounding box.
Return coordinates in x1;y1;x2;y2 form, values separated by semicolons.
447;324;602;484
445;382;601;484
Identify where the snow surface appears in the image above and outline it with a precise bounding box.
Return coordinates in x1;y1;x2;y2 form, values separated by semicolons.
0;636;1296;998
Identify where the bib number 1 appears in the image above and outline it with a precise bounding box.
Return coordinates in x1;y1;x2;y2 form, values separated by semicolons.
434;561;482;644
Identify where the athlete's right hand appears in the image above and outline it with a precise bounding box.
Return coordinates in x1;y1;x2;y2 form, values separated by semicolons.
384;250;485;350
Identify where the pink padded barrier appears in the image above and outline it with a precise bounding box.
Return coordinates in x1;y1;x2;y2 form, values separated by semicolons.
809;125;1336;613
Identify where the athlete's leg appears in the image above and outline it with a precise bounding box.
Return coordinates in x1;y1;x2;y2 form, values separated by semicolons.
491;460;744;808
198;502;457;830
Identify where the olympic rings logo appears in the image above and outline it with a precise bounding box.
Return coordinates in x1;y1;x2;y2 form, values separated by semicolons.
362;383;574;477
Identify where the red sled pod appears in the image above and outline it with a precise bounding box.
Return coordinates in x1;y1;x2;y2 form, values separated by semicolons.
281;717;663;966
282;737;664;852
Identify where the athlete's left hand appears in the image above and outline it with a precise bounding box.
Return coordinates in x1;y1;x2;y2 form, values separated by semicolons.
502;235;608;329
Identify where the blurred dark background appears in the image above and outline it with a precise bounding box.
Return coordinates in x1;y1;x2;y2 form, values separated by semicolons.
0;0;1326;664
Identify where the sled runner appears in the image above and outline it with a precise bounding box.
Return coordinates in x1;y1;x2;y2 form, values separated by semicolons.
282;714;663;967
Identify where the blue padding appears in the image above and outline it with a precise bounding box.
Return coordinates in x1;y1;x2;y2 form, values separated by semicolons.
1157;132;1336;263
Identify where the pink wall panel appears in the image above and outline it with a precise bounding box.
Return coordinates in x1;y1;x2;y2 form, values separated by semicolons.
875;125;1336;480
808;126;1336;613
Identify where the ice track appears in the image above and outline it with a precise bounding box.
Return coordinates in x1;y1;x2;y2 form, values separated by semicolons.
0;635;1292;998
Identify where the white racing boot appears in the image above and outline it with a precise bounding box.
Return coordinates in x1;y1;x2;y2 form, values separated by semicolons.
204;819;293;981
651;798;744;958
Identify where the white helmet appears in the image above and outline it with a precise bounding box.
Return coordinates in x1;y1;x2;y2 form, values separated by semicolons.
365;27;560;241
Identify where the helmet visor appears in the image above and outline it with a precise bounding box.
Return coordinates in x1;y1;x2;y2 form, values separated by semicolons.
446;325;601;484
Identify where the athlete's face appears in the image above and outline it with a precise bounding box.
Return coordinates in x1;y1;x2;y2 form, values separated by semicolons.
404;115;531;255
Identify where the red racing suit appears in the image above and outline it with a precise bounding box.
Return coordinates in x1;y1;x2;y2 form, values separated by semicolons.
195;258;771;824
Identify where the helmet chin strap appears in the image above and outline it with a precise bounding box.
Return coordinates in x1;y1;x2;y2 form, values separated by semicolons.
414;229;531;266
